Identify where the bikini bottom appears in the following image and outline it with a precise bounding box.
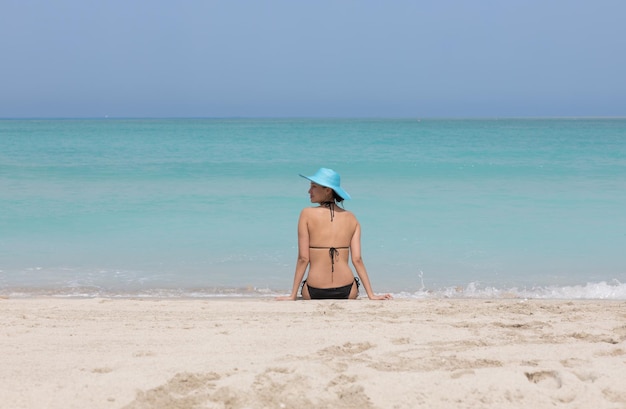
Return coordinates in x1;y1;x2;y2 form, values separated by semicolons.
302;278;360;300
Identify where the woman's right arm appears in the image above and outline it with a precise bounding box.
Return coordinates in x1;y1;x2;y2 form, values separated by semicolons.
276;210;310;300
351;221;393;300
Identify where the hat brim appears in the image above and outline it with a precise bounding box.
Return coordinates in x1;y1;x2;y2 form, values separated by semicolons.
299;174;351;200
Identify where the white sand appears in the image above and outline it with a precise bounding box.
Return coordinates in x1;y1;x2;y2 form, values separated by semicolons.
1;297;625;409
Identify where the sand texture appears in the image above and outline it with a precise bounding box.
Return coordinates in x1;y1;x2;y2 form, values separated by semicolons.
2;298;625;408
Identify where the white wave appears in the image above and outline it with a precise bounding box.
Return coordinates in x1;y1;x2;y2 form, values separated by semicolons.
397;280;626;300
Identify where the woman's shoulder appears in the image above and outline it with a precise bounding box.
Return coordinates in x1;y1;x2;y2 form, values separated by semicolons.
342;209;358;222
299;206;321;219
336;207;358;224
300;206;318;214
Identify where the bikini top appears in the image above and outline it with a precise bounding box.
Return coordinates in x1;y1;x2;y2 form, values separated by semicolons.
309;246;349;272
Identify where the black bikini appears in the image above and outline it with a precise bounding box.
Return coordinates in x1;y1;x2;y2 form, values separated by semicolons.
303;278;360;299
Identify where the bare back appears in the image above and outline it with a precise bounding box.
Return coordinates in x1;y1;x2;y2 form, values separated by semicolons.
299;205;358;288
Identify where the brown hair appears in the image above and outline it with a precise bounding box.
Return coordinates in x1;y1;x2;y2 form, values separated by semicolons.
332;190;344;204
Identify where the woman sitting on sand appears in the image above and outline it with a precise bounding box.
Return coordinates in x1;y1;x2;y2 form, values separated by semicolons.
277;168;392;301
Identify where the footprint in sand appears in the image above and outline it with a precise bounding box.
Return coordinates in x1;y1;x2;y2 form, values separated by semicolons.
123;372;221;409
92;367;113;374
525;370;562;389
319;342;374;357
391;337;411;345
315;302;346;316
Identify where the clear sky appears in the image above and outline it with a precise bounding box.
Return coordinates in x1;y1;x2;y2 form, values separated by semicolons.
2;0;625;118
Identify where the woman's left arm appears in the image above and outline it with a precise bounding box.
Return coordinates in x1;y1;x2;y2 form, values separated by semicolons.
350;222;392;300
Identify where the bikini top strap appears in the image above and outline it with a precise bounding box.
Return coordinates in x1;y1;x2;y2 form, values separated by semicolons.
309;246;349;273
309;246;349;249
328;247;339;272
321;201;335;221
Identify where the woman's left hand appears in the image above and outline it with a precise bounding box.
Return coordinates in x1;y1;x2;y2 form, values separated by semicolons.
369;293;393;300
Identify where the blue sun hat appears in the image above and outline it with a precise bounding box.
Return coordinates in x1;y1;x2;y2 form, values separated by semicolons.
299;168;351;200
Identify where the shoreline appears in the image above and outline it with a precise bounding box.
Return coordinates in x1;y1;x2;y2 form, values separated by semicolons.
2;278;626;300
2;298;625;408
2;294;626;301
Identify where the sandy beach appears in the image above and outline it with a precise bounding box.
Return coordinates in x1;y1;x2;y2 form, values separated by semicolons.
1;297;625;409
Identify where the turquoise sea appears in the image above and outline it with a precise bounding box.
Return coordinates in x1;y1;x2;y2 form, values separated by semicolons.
1;118;625;298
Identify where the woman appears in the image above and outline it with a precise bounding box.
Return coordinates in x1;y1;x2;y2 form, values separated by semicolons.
277;168;392;300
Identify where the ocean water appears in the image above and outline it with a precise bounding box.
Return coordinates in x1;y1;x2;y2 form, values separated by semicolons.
1;118;625;299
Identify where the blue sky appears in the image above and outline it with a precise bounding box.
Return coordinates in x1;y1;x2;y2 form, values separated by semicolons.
2;0;625;118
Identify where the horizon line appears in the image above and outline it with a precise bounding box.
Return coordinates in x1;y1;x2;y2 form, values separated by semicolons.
2;115;626;121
